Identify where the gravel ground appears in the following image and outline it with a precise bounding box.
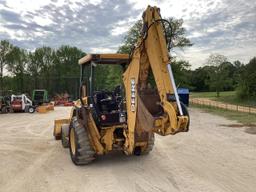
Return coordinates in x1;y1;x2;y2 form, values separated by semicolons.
0;107;256;192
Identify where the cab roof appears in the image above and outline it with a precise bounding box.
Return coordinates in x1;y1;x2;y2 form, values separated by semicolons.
78;54;129;65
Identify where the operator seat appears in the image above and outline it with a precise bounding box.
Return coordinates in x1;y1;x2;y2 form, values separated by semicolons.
94;91;118;113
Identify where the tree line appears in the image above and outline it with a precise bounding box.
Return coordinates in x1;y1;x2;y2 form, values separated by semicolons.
0;17;255;100
172;54;256;99
117;19;256;99
0;41;84;98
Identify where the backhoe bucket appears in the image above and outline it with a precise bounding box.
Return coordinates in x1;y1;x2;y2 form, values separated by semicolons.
136;95;155;133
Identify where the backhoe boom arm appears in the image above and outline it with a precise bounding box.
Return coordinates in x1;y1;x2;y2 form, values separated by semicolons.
123;6;189;154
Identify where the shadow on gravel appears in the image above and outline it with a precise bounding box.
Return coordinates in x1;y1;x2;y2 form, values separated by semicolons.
91;151;150;166
219;123;256;135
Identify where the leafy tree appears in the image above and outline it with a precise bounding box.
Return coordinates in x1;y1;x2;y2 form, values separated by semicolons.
37;47;55;89
232;60;244;87
189;58;242;93
117;17;192;93
236;57;256;98
171;59;191;88
104;65;123;90
206;54;228;66
167;18;193;49
0;40;13;91
205;54;228;96
190;66;211;91
6;46;28;92
205;54;234;97
233;60;242;69
118;18;192;54
53;46;84;96
118;20;142;54
27;51;42;88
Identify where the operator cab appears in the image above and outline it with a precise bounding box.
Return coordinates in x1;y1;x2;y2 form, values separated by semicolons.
78;54;129;127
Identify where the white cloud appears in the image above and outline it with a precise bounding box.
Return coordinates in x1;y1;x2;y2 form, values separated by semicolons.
111;17;138;36
113;5;119;10
128;0;157;10
0;0;255;67
128;0;222;19
1;28;32;41
90;47;116;53
111;25;130;36
88;0;102;6
188;32;205;38
5;0;53;13
32;16;54;27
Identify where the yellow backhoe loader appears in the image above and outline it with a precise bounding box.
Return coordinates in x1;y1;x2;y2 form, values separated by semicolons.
54;5;190;165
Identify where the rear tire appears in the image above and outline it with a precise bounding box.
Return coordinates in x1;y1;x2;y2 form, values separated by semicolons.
180;102;190;131
1;106;8;113
141;134;155;155
69;117;95;165
61;124;69;148
10;108;14;113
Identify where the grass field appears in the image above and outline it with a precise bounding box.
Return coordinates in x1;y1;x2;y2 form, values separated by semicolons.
191;104;256;125
191;91;256;107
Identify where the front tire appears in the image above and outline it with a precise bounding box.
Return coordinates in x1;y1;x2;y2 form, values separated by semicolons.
180;102;190;131
1;106;8;113
69;117;95;165
28;107;35;113
61;124;69;148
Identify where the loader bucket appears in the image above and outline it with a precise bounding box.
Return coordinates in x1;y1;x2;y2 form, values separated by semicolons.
53;118;70;140
37;106;48;113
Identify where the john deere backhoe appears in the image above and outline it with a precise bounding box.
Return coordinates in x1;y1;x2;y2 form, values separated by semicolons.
54;5;189;165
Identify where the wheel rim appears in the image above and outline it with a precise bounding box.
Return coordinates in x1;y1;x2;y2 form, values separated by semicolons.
29;108;33;113
70;128;76;155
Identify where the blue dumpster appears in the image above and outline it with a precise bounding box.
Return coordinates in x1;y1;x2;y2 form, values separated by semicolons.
178;88;189;106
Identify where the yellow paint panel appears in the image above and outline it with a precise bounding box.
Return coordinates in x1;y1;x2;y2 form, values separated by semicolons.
78;54;92;65
79;54;129;65
123;48;140;154
99;54;129;59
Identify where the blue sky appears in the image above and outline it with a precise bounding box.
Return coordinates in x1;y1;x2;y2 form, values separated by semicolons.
0;0;255;68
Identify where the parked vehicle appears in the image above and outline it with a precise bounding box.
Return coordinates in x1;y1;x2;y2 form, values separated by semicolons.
0;96;10;113
32;89;48;106
11;94;35;113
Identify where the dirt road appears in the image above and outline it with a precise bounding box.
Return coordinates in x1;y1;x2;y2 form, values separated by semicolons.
0;107;256;192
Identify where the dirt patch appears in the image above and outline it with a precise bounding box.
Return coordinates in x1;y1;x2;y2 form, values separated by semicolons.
245;127;256;135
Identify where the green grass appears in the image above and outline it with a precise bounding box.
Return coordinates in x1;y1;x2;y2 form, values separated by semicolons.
191;104;256;125
190;91;235;98
191;91;256;107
